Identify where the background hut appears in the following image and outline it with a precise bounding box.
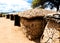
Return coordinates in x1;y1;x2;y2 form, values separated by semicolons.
14;15;20;26
6;14;10;19
10;14;14;20
0;13;2;17
8;12;18;20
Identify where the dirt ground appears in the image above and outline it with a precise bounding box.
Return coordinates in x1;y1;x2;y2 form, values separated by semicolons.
0;17;39;43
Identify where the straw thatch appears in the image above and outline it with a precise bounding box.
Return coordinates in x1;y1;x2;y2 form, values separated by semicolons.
18;8;57;18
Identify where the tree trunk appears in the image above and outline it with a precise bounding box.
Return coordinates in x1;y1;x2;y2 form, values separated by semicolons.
57;6;59;11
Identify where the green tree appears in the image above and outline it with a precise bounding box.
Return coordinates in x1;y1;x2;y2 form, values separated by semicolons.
32;0;60;11
52;0;60;11
32;0;47;8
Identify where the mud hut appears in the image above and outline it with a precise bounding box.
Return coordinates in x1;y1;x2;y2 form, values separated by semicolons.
6;14;10;19
2;14;5;17
10;14;14;20
18;8;57;40
40;14;60;43
14;15;20;26
0;13;2;17
8;12;18;20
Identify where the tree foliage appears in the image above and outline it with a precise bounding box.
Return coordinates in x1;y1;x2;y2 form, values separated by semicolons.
32;0;47;8
32;0;60;11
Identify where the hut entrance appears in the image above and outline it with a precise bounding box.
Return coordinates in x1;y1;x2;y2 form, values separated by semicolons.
14;15;20;26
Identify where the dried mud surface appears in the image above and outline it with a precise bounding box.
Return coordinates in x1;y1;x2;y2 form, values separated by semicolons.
0;17;39;43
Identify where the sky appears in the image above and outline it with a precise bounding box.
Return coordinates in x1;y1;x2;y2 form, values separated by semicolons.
0;0;58;12
0;0;32;12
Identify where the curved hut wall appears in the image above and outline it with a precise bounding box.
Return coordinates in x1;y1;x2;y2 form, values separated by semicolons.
20;16;47;40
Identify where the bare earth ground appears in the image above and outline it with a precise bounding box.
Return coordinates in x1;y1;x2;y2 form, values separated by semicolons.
0;17;39;43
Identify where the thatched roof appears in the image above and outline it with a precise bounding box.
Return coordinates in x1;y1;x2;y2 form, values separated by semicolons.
18;8;58;18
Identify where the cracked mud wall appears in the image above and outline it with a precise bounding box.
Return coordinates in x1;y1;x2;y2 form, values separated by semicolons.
20;17;47;40
40;20;60;43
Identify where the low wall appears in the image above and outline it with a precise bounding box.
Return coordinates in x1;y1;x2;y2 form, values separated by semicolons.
40;20;60;43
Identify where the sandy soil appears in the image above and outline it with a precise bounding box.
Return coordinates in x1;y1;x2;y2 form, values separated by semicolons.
0;17;39;43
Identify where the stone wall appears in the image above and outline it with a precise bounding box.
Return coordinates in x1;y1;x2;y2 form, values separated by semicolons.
20;16;47;40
